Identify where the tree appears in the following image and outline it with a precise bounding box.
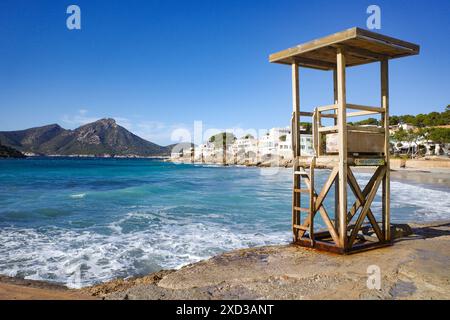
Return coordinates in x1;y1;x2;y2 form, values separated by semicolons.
389;115;400;125
299;122;312;133
391;128;421;158
391;128;405;142
209;132;236;148
425;128;450;144
350;117;379;126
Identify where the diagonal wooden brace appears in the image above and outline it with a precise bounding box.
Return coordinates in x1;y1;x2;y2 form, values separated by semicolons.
297;167;340;245
347;165;385;223
348;166;386;246
347;167;384;242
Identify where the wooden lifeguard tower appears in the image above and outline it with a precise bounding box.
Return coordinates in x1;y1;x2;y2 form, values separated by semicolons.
270;27;419;254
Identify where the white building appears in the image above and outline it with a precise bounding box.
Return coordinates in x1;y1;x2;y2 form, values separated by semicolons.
233;135;259;158
172;126;315;163
299;134;314;156
255;127;313;159
194;142;215;160
259;127;291;156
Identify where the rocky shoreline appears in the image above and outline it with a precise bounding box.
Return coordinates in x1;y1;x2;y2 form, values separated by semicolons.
1;220;449;300
171;156;450;170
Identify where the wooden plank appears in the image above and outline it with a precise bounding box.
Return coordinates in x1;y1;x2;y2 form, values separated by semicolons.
299;111;314;117
295;238;345;254
326;131;385;154
318;125;338;133
337;48;348;248
309;157;315;240
347;110;381;117
317;104;338;112
312;110;319;155
332;43;390;61
292;62;300;242
300;174;340;246
293;56;336;70
294;206;310;212
270;28;357;64
292;63;300;158
317;207;340;246
354;158;385;166
347;168;384;242
381;59;391;242
348;167;386;247
316;110;322;156
299;111;336;119
347;166;384;222
346;104;384;113
314;166;339;211
269;27;419;68
293;224;309;231
294;188;310;193
333;69;339;231
355;28;419;53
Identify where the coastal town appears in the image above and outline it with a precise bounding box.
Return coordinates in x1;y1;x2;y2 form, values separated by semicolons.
171;119;450;167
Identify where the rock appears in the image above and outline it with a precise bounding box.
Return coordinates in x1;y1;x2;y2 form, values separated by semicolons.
391;224;413;239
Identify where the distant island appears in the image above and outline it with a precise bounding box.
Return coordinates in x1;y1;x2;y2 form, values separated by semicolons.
0;118;174;158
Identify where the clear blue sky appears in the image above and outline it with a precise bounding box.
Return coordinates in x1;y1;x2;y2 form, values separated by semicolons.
0;0;448;145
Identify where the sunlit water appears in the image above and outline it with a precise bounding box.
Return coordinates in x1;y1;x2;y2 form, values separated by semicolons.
0;158;448;287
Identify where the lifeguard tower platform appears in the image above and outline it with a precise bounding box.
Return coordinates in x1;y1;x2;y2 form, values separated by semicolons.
270;27;419;253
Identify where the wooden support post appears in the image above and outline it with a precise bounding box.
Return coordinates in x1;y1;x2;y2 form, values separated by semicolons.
309;157;315;241
336;48;348;249
292;62;300;241
292;63;300;159
333;68;339;231
381;59;391;242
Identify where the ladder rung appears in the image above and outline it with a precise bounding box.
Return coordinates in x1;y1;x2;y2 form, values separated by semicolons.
294;170;308;176
294;206;309;212
293;224;309;231
294;188;310;193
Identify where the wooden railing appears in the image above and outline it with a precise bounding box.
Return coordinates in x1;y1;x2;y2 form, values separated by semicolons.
296;103;386;157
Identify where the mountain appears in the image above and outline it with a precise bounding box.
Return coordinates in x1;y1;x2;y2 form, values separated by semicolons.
0;119;172;157
0;144;26;158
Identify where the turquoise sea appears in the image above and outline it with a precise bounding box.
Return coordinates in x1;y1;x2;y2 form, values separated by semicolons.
0;158;449;287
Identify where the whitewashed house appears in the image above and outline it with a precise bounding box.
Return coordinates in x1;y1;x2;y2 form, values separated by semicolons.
259;127;291;156
194;142;215;161
233;135;259;158
260;127;313;158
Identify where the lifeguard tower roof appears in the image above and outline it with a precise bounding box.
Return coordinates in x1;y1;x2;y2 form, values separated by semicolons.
269;27;420;70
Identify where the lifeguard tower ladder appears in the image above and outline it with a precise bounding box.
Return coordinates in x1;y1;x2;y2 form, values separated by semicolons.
270;28;419;254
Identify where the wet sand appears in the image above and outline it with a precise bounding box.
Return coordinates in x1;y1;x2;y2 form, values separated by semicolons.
353;167;450;188
0;275;95;300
